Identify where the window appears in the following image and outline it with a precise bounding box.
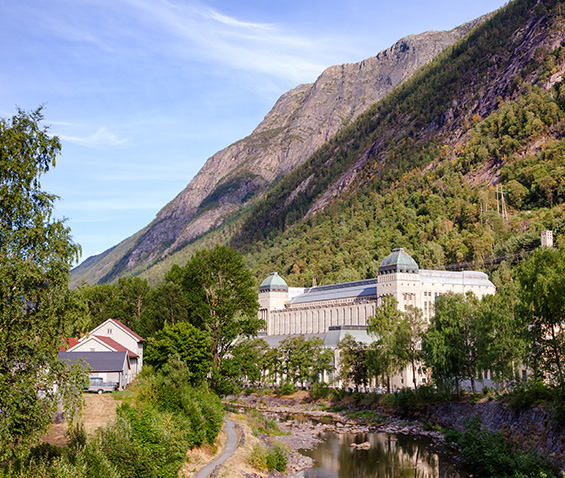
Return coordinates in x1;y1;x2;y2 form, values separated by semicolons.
107;328;112;334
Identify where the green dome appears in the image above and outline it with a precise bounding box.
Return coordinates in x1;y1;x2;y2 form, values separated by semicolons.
259;272;288;292
379;248;419;275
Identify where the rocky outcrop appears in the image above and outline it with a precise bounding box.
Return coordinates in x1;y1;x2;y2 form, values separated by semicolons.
75;17;487;284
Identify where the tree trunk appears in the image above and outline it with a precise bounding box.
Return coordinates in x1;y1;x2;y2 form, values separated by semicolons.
411;358;418;392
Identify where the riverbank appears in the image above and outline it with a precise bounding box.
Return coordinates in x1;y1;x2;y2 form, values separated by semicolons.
220;392;449;477
218;391;564;477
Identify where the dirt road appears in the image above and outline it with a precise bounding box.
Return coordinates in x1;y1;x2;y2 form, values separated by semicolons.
43;393;117;447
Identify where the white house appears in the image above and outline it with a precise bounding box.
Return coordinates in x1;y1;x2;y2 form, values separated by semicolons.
66;319;145;381
58;351;130;390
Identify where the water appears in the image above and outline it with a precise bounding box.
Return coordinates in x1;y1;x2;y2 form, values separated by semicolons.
299;431;465;478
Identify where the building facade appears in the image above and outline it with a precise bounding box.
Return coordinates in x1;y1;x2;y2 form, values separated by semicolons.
259;248;495;337
258;248;496;389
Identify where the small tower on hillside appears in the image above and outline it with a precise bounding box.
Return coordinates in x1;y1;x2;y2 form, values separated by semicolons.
541;230;554;248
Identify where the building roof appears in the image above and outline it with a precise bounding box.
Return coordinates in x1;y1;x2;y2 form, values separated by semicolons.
259;272;289;292
289;279;377;305
324;326;376;348
58;351;130;372
420;269;494;288
260;333;326;348
59;337;79;351
379;248;419;274
94;336;139;358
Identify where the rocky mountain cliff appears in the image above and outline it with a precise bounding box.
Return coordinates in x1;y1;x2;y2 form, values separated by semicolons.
72;17;486;285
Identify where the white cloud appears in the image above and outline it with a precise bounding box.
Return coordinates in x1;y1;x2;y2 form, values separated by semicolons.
46;0;351;84
60;126;128;148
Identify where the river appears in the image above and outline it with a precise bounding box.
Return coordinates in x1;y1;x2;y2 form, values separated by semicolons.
298;430;465;478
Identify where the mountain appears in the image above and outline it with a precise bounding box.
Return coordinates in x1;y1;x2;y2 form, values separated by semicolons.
74;0;565;289
227;0;565;286
72;17;487;286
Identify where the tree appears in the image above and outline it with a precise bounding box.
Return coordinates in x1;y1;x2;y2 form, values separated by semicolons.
338;334;369;392
517;245;565;389
367;295;405;392
144;322;211;384
476;283;526;389
0;108;85;458
76;277;152;335
228;337;270;387
394;305;427;391
140;278;190;336
422;292;481;396
278;335;332;388
177;245;262;380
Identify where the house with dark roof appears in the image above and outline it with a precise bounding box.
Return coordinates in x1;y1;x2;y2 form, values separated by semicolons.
58;351;130;389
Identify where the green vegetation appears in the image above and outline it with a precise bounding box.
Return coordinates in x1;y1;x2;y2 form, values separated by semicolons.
248;442;288;473
1;361;223;478
245;409;285;436
144;322;211;382
446;416;555;478
0;107;85;460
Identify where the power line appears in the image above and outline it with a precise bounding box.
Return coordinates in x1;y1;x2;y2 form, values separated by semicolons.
443;247;537;271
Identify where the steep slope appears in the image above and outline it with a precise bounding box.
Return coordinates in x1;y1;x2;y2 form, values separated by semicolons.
72;18;486;285
230;0;565;253
222;0;565;286
134;0;565;288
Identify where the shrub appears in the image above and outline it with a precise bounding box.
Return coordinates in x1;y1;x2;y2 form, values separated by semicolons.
248;443;288;473
278;382;295;397
266;443;288;472
248;444;268;471
450;416;556;478
504;379;553;411
311;382;331;400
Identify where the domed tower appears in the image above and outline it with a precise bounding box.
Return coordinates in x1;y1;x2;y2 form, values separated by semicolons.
377;248;421;311
259;272;289;310
258;272;289;335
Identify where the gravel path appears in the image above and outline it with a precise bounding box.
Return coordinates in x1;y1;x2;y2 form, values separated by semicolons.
195;418;238;478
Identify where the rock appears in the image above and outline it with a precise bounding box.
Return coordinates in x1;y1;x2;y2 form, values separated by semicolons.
74;18;487;285
350;441;371;450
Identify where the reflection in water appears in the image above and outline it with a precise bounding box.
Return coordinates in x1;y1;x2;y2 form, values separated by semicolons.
300;432;465;478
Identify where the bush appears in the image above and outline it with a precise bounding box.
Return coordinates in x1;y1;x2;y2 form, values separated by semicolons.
451;416;555;478
278;382;295;397
248;443;287;473
248;444;268;471
246;409;284;436
504;379;553;411
311;382;331;400
266;443;288;472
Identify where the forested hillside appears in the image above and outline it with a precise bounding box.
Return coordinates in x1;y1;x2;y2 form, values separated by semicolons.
126;0;565;288
72;20;484;286
72;0;565;288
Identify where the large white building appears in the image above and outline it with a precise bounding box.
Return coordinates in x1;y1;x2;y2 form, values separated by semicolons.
258;248;496;389
259;248;495;336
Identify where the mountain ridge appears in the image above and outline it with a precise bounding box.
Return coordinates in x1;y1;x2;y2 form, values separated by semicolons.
72;17;488;286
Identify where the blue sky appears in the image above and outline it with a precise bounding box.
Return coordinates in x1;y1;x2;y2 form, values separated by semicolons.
0;0;508;264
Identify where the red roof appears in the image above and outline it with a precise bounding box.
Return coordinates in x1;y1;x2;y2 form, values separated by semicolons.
110;319;146;342
59;337;79;352
94;336;139;359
